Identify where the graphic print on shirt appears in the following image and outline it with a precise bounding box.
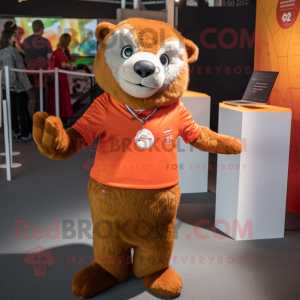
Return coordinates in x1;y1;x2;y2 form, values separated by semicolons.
162;126;174;144
135;128;155;149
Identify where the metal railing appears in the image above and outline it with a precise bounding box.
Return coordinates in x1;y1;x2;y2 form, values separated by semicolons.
0;66;95;181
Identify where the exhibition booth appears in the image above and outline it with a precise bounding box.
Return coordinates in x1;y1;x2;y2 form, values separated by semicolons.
0;1;300;300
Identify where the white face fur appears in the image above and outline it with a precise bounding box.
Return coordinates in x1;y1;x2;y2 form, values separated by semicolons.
104;28;185;98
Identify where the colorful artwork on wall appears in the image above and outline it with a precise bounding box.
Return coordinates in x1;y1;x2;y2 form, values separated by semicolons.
15;17;97;56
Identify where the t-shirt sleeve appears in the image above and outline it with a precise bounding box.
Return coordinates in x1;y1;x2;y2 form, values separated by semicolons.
46;38;53;54
178;101;201;144
72;94;109;146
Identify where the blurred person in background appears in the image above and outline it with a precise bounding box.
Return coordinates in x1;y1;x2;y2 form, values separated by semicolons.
15;27;25;58
23;20;52;118
0;29;32;143
47;33;73;124
3;22;25;57
4;21;17;31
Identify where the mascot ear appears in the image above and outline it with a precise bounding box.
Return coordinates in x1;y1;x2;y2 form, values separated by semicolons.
95;22;116;42
184;39;199;63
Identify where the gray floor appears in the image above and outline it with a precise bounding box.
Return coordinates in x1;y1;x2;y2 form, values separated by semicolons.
1;133;300;300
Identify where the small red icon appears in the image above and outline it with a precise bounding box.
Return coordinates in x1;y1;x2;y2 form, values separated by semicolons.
162;126;174;144
24;246;55;277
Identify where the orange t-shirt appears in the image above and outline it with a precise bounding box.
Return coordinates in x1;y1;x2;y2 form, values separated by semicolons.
73;92;200;189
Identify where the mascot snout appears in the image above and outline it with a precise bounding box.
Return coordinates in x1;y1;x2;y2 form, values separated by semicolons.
134;60;155;78
118;51;165;98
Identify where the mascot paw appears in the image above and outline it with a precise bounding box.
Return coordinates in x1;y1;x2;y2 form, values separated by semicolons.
142;267;183;297
33;112;66;159
229;137;243;154
72;263;118;299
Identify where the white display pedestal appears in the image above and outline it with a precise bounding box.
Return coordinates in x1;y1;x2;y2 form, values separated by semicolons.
178;91;211;193
215;104;292;240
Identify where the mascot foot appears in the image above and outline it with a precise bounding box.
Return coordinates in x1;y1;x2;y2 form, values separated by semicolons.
72;262;118;299
142;267;183;297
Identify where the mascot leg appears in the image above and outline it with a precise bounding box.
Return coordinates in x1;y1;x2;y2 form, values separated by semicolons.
132;185;183;297
73;179;182;298
72;179;131;299
72;262;118;299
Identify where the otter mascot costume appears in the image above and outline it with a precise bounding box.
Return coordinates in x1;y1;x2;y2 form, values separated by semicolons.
33;18;242;299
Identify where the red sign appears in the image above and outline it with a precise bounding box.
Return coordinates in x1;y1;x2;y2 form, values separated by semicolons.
277;0;300;29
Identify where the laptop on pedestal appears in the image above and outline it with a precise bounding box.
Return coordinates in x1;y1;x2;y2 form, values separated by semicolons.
223;71;279;106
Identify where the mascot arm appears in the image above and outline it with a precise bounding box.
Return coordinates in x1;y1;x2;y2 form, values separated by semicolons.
190;125;243;155
33;112;86;160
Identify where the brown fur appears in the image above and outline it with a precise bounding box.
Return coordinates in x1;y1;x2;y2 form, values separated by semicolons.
33;112;85;160
142;267;183;297
88;178;180;281
72;262;118;299
32;18;243;299
191;126;243;154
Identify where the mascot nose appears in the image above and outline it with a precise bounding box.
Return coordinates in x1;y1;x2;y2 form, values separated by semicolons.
134;60;155;78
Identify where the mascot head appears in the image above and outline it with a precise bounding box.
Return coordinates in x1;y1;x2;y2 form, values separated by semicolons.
94;18;198;110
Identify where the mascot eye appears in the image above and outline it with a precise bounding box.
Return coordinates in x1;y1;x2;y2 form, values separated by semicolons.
160;54;169;66
121;46;133;59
